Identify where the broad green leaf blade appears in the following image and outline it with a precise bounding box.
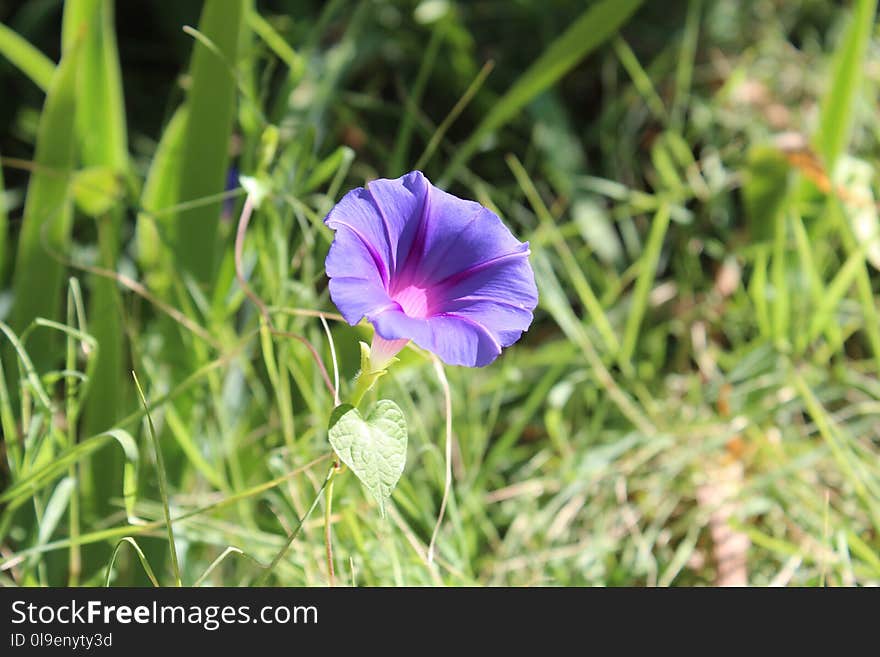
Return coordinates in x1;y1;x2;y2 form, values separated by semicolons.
63;0;127;168
136;104;189;275
328;400;408;517
815;0;878;168
0;21;55;91
64;1;131;506
9;35;80;372
174;0;245;286
443;0;643;183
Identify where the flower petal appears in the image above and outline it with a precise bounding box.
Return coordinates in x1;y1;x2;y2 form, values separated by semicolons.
438;252;538;314
328;276;392;326
401;187;526;287
437;296;534;347
324;228;392;325
363;171;429;277
370;308;502;367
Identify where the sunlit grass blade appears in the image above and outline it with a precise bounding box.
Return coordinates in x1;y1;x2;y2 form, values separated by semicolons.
0;428;138;512
0;20;55;91
105;537;160;586
793;372;880;532
194;546;264;586
771;211;790;349
790;212;834;354
507;154;620;356
65;278;85;584
0;455;330;568
443;0;643;183
246;8;304;81
255;465;335;586
163;404;227;490
63;3;132;519
136;105;188;279
827;199;880;373
132;371;182;586
9;33;81;372
805;238;869;345
303;146;354;194
0;350;19;475
24;476;75;575
620;202;671;366
815;0;877;167
531;252;653;434
414;59;494;172
0;321;54;411
174;0;245;287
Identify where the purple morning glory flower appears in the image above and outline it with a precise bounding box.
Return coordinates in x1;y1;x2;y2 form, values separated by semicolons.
324;170;538;368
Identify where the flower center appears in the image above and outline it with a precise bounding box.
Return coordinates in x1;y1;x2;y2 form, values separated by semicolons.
392;284;431;318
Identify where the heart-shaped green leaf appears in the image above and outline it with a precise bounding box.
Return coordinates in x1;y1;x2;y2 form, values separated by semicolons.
328;400;407;516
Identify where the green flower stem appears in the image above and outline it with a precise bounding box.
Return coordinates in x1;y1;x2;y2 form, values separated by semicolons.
348;340;390;408
349;369;382;408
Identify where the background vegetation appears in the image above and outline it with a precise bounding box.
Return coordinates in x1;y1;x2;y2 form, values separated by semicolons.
2;0;880;586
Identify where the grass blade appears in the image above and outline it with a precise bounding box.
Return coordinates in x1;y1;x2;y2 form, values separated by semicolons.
815;0;878;167
132;371;182;587
507;154;620;356
64;2;132;511
620;202;671;365
0;20;55;91
0;428;138;512
194;546;263;587
443;0;642;183
389;27;442;176
105;537;160;586
174;0;245;287
613;36;666;122
9;32;80;373
246;8;304;80
136;105;188;279
24;476;75;575
670;0;702;130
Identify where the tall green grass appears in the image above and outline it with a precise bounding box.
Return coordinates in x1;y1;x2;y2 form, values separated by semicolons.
62;1;130;506
9;28;79;373
1;0;880;588
173;0;245;287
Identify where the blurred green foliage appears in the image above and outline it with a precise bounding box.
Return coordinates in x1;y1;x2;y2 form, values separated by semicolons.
1;0;880;587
